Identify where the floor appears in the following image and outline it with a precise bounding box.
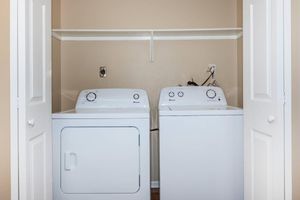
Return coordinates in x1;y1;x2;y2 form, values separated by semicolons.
151;189;160;200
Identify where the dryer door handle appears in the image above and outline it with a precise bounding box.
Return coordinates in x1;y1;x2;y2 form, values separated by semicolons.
64;152;77;171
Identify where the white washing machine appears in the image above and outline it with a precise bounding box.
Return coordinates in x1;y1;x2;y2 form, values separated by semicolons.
159;86;243;200
52;89;150;200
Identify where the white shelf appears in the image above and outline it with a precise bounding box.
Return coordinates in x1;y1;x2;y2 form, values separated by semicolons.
52;28;243;41
52;28;243;62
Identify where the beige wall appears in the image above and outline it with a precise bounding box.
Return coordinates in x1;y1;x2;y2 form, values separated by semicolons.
53;0;242;181
52;0;62;113
292;0;300;199
237;0;243;107
0;0;11;199
60;41;240;110
61;0;239;29
52;39;62;113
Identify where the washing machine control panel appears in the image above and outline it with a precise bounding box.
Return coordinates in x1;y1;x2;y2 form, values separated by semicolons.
159;86;227;107
76;89;149;112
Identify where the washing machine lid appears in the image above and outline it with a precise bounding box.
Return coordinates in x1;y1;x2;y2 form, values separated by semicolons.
159;86;243;116
159;105;243;116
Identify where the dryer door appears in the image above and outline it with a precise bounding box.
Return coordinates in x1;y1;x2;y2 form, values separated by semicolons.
60;127;140;194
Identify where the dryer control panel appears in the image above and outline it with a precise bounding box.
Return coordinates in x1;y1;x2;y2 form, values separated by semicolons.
159;86;227;107
76;89;149;113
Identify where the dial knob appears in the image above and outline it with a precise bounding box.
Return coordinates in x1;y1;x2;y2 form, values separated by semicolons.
178;91;184;97
169;91;175;98
133;93;140;100
86;92;97;102
206;89;217;99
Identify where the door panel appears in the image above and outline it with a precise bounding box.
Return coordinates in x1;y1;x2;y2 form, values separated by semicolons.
29;134;47;200
250;0;272;99
19;0;52;199
30;0;47;101
251;130;272;200
60;127;140;194
244;0;285;199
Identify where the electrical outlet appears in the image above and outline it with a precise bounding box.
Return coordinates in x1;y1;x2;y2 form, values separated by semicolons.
208;64;217;73
99;66;107;78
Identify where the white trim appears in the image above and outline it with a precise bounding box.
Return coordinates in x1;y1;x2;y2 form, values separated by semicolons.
52;28;243;41
283;0;292;199
11;0;30;198
149;31;154;63
10;0;19;199
53;27;243;32
151;181;160;189
53;35;241;41
58;36;152;41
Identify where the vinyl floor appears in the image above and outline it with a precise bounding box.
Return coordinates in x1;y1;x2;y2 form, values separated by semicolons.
151;189;159;200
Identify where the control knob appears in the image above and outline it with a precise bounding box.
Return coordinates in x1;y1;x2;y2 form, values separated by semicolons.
206;89;217;99
169;91;175;98
133;93;140;100
178;91;184;97
86;92;97;102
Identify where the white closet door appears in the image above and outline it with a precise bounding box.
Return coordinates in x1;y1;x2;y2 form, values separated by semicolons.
244;0;285;200
18;0;52;199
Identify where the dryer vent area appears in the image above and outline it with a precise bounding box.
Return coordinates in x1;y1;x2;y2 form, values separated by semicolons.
51;0;243;186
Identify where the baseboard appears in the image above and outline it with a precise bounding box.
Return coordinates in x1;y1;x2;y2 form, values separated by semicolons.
151;181;160;188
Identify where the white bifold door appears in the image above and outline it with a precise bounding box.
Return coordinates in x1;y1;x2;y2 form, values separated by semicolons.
244;0;286;200
17;0;52;199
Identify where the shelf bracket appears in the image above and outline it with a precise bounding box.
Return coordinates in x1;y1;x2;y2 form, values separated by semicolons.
149;31;154;63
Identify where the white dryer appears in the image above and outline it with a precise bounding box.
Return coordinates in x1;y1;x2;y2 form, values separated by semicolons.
52;89;150;200
159;86;243;200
